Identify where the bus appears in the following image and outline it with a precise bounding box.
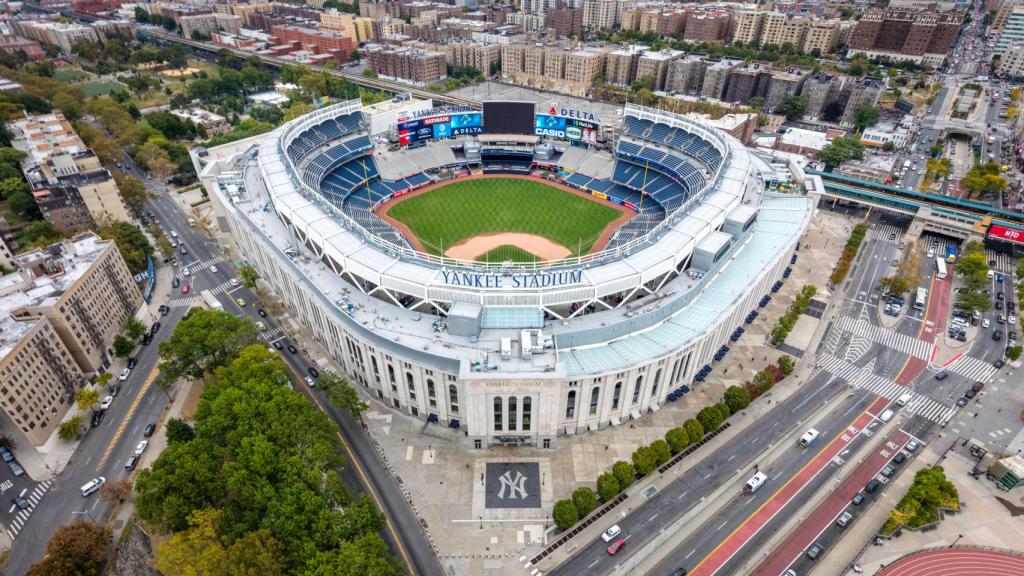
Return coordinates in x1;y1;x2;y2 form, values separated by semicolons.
200;289;223;311
935;257;948;279
945;244;958;264
914;287;928;311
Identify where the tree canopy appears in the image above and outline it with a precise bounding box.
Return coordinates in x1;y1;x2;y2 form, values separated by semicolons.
819;137;865;170
27;520;111;576
157;308;259;382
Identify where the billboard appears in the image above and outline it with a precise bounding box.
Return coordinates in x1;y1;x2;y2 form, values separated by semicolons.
397;112;482;145
483;101;536;135
534;113;598;144
988;224;1024;245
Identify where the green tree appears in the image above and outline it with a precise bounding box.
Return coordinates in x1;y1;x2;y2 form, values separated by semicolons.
300;533;401;576
0;175;27;200
27;520;111;576
596;472;619;502
314;371;369;421
95;372;113;389
776;95;808;120
696;406;724;432
238;264;259;289
75;387;100;413
112;171;150;214
8;188;40;220
57;416;83;441
723;385;752;414
684;418;704;444
158;309;259;382
98;221;153;272
155;508;229;576
631;445;657;476
665;427;690;453
124;317;147;341
571;487;597;517
650;439;671;465
853;104;882;132
753;369;777;393
612;461;635;490
777;355;795;376
1006;345;1022;361
165;418;195;444
552;499;579;530
819;137;866;170
114;334;136;357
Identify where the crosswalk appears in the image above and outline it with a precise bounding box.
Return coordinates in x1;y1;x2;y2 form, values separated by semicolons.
184;255;225;273
836;315;933;360
5;480;51;539
986;249;1016;275
259;327;284;342
943;354;998;383
819;355;954;424
169;279;236;309
873;223;905;245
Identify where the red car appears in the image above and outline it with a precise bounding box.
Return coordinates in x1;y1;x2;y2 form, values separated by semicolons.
182;284;190;294
972;381;985;392
607;538;625;555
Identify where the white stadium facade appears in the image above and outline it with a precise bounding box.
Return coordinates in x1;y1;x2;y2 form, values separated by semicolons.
194;99;813;448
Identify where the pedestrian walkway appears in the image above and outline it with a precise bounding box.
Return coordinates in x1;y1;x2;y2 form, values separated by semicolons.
5;479;51;540
836;315;933;360
943;354;998;383
259;327;284;342
818;355;953;424
874;223;905;245
185;255;224;272
167;279;235;308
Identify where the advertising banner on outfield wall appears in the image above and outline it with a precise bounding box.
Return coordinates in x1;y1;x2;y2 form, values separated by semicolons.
534;114;598;144
398;112;483;145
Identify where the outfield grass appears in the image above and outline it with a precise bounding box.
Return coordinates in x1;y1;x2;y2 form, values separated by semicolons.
53;68;93;83
386;178;621;256
476;245;539;263
80;81;121;97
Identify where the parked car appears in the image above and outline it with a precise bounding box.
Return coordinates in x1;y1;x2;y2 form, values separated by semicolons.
892;451;908;465
806;542;824;560
100;396;113;410
852;492;866;505
119;368;131;381
143;423;156;437
287;344;298;354
273;341;283;350
134;440;149;456
151;322;161;334
601;525;622;543
304;376;316;387
308;366;320;378
0;447;14;463
607;538;626;555
11;496;29;510
257;308;268;317
127;357;137;369
125;456;139;471
90;410;105;428
865;479;881;493
906;439;920;452
957;396;969;407
835;511;853;528
9;462;24;477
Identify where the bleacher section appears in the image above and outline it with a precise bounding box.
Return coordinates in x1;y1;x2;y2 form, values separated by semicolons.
286;112;364;165
621;116;722;173
301;134;373;189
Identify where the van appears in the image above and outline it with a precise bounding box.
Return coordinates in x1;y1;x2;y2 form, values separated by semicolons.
798;428;819;448
896;393;911;407
879;409;894;422
81;477;105;497
744;471;768;493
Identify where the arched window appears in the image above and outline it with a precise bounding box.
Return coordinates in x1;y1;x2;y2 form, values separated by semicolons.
522;397;532;431
371;356;379;376
590;386;600;415
632;377;642;403
449;384;459;414
508;397;518;431
493;397;503;431
427;379;436;408
406;373;416;400
612;381;622;410
566;390;576;418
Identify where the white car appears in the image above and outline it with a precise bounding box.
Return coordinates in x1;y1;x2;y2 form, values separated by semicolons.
229;278;239;287
304;376;316;388
601;525;622;542
170;230;178;238
134;440;149;456
982;318;991;328
209;265;217;273
182;267;190;277
100;396;113;410
1011;316;1018;325
119;368;131;381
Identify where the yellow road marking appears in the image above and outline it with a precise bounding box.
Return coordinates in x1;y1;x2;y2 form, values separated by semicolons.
95;366;159;471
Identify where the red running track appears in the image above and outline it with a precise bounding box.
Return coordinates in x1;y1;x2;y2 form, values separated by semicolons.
686;396;890;576
879;548;1024;576
750;428;911;576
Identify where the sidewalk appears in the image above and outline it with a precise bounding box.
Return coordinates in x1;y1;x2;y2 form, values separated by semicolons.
817;443;1024;575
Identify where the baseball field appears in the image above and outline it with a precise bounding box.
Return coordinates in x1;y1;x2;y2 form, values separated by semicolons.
381;177;630;261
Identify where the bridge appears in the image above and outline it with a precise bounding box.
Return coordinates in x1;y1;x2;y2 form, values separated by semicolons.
807;169;1023;241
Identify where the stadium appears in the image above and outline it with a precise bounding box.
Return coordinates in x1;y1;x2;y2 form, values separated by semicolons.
195;98;813;447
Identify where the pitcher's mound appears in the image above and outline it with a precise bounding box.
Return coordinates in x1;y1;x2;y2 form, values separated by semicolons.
445;233;571;261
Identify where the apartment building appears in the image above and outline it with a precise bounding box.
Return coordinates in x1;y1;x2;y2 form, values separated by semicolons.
801;71;845;121
724;63;772;103
997;40;1024;77
0;233;142;446
582;0;625;30
731;9;764;46
0;234;14;270
180;13;242;39
319;10;376;43
765;67;809;111
565;47;607;85
271;24;355;63
636;48;682;91
8;113;131;233
840;76;885;127
760;12;808;49
604;44;647;87
683;10;731;43
417;41;500;76
545;7;582;36
802;17;842;55
849;7;963;65
997;6;1024;55
364;44;447;86
231;2;274;27
665;53;705;95
14;19;134;54
506;12;547;32
702;58;742;100
521;0;560;14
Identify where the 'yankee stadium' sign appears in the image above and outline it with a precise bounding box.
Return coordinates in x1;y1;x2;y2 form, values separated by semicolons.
439;269;584;289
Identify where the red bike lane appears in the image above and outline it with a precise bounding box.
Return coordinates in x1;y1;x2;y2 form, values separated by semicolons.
751;428;912;576
686;396;889;576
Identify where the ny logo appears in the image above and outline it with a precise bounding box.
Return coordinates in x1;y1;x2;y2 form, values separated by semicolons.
497;470;528;500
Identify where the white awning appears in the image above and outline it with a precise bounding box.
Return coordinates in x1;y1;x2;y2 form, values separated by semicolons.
649;403;661;412
587;421;599;432
610;416;621;426
630;409;643;420
564;425;577;435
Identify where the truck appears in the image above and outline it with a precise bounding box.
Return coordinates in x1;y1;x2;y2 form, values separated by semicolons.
945;243;958;264
200;289;223;311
